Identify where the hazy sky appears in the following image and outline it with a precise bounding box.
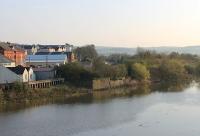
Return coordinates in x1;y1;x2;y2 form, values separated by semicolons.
1;0;200;47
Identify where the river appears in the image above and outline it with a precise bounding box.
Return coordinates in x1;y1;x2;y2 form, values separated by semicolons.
0;82;200;136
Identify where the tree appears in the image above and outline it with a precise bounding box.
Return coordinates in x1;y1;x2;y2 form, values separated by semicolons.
56;63;96;87
106;54;131;64
111;64;127;79
195;63;200;76
92;57;127;79
74;45;98;61
130;63;150;81
159;60;187;83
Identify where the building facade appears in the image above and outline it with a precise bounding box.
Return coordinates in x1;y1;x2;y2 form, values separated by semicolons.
7;65;36;82
0;54;16;67
0;43;26;66
33;68;55;80
26;55;68;67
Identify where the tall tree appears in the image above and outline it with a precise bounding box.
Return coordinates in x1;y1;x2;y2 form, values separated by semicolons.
74;45;98;61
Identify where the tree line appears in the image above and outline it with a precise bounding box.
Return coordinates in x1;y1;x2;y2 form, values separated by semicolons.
56;45;200;87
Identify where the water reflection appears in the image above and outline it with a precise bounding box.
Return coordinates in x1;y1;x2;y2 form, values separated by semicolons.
0;82;192;112
0;82;199;136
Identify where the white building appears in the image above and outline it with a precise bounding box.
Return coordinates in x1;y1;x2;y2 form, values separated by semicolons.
7;65;36;82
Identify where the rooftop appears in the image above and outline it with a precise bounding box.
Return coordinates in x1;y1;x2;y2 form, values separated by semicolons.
26;55;67;62
0;54;14;63
7;65;27;75
0;42;12;51
33;67;54;72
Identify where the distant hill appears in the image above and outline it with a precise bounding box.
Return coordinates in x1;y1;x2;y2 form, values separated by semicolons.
96;46;200;56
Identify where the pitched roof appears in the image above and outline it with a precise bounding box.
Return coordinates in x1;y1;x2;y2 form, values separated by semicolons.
7;65;27;75
22;45;33;49
33;67;54;72
35;52;50;55
35;52;72;55
0;54;14;63
50;52;63;55
0;43;25;53
10;46;25;52
26;55;67;62
0;42;12;51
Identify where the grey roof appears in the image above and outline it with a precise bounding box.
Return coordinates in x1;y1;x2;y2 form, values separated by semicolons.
22;45;33;49
33;67;54;72
50;52;63;55
0;54;13;63
35;52;72;55
35;52;50;55
0;42;12;50
7;65;26;75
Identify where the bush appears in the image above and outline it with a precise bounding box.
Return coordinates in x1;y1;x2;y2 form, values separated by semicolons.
130;63;150;81
112;64;127;79
56;63;96;88
92;57;127;80
159;60;188;83
12;82;27;92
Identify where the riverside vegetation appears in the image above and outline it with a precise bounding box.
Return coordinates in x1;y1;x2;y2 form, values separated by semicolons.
57;46;200;86
1;45;200;104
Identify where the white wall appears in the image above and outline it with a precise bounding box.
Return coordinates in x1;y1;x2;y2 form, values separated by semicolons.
22;69;29;82
28;68;36;81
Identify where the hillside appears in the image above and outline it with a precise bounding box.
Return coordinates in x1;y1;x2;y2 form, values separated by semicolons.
96;46;200;56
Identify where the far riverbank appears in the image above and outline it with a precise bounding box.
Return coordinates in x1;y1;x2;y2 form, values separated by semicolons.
0;80;192;112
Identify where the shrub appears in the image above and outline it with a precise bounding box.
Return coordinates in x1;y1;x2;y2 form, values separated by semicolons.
130;63;150;81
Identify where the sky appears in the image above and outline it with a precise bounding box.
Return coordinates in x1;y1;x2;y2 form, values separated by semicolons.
0;0;200;47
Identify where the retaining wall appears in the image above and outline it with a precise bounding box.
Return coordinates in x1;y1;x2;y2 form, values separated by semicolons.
92;78;137;90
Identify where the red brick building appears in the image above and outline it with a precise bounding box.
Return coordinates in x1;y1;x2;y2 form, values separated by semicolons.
0;43;26;66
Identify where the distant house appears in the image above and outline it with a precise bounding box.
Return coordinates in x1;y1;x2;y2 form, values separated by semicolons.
64;52;75;62
0;54;16;67
65;44;74;52
37;44;73;52
35;52;50;55
38;46;56;53
33;67;55;80
21;45;38;55
26;55;68;67
0;66;22;84
7;65;36;82
0;42;26;66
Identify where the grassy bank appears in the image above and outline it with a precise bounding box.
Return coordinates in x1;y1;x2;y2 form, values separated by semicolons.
0;85;91;104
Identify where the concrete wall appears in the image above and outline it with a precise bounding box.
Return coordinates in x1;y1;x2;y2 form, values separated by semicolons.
92;78;137;90
0;66;22;84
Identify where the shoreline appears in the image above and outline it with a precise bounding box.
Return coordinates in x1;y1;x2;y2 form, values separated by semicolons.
0;79;192;109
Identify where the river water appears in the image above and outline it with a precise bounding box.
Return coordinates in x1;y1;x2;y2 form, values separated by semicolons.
0;83;200;136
